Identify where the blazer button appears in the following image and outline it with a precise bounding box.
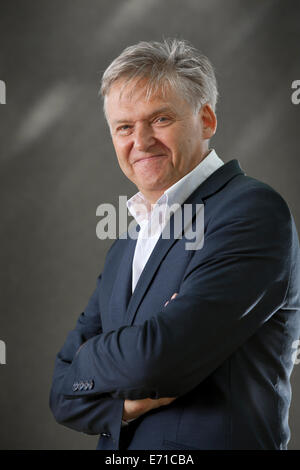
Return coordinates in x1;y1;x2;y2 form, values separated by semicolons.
100;432;111;438
89;380;94;390
83;382;89;391
79;381;85;391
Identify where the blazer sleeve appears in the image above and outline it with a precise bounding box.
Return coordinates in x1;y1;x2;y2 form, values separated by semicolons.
58;186;295;400
49;274;124;441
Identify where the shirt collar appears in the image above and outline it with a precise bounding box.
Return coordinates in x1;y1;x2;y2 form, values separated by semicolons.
127;148;224;224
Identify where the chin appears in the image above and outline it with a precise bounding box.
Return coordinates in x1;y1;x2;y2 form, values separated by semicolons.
142;178;169;190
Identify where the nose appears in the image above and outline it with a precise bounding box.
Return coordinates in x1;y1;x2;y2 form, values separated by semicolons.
134;122;156;152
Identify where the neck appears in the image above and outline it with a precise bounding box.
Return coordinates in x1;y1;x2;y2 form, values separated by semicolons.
140;189;166;205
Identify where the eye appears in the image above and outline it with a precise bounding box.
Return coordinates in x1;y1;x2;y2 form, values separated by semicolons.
116;125;132;135
153;116;172;125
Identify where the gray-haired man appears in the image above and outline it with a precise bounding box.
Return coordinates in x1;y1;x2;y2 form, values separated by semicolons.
50;39;300;450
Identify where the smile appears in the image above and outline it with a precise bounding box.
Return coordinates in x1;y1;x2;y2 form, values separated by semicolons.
133;155;166;164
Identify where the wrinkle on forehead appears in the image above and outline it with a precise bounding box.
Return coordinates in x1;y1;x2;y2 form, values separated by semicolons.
114;75;177;106
104;75;197;127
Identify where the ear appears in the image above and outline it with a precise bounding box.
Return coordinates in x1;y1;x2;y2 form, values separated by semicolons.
200;104;217;140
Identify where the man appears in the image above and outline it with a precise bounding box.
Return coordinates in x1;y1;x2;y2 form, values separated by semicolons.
49;39;300;450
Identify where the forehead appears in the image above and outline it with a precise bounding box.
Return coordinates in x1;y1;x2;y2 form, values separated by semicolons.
105;78;188;123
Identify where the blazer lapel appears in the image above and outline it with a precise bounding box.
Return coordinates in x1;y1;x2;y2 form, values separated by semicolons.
108;236;136;329
123;197;204;326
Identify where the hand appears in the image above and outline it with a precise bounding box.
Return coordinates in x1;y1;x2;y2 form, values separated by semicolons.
123;396;177;421
164;292;178;307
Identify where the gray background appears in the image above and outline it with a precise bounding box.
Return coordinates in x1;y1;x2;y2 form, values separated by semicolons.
0;0;299;450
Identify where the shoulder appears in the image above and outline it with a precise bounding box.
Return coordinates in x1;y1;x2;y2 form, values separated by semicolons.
202;173;294;251
214;173;292;222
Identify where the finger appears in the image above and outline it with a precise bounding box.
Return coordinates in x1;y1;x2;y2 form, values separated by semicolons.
164;293;178;307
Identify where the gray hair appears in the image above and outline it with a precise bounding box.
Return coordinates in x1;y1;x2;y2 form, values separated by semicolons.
100;38;218;116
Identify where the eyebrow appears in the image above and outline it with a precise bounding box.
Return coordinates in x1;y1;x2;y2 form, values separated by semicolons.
111;106;174;126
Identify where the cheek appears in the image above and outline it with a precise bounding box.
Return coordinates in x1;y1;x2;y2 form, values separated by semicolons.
176;126;198;153
166;133;186;158
155;130;178;154
114;143;137;178
114;140;131;162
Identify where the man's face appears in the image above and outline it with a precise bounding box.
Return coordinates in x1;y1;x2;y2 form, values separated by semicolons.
105;78;216;202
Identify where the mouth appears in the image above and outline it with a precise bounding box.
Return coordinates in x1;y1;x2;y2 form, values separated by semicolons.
133;154;166;164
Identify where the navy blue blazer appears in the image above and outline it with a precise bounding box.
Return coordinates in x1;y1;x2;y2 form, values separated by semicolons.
49;160;300;450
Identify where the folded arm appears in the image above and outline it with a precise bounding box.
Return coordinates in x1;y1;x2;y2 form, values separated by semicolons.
49;275;124;438
59;188;293;401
